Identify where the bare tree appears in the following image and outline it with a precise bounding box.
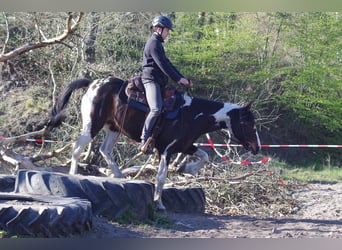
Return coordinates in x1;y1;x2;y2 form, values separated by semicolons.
0;12;84;63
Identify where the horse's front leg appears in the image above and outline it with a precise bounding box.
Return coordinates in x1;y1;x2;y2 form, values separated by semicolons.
154;152;169;210
177;147;209;175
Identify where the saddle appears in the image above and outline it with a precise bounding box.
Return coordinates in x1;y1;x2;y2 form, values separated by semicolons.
125;76;179;115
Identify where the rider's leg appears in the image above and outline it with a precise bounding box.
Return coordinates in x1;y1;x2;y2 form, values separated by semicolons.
140;80;162;151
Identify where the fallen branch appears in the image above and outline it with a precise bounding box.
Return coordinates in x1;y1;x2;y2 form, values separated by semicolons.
1;148;41;171
0;128;47;146
29;143;72;163
120;151;144;170
164;170;268;187
132;155;155;180
0;143;72;172
0;127;74;172
122;164;157;177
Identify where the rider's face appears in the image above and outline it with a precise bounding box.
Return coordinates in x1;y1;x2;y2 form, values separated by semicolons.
161;28;170;40
157;27;170;41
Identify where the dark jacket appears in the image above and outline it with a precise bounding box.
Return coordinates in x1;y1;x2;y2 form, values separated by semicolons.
142;33;183;86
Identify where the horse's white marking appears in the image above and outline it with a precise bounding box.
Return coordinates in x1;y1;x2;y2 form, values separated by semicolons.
182;93;193;107
256;130;261;150
70;133;92;175
212;103;240;122
100;127;123;178
154;139;177;210
194;112;203;120
80;80;102;133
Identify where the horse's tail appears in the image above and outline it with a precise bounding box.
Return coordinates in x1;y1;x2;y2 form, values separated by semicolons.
46;78;93;132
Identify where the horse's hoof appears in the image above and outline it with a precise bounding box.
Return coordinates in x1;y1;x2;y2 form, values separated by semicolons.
155;201;166;211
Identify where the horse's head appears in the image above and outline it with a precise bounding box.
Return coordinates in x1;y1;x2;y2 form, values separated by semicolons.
229;102;261;155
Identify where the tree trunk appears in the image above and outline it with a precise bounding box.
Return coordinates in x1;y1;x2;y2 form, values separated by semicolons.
84;12;100;64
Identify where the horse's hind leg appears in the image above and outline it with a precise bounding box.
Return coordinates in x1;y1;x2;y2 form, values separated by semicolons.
100;126;124;178
154;153;168;210
70;132;92;175
154;142;175;210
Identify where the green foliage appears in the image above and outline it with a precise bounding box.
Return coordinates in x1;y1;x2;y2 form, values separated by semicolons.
111;205;173;229
24;85;51;114
275;13;342;145
167;13;265;100
147;205;173;228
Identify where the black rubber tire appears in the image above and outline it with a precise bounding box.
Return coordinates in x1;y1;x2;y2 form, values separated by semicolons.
161;187;206;213
14;170;155;220
0;175;16;192
0;192;92;237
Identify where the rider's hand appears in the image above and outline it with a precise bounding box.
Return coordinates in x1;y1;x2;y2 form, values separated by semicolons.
178;78;192;87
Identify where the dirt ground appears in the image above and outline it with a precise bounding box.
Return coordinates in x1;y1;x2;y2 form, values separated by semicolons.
78;182;342;238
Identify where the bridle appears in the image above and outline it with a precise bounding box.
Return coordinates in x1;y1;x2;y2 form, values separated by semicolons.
237;108;252;147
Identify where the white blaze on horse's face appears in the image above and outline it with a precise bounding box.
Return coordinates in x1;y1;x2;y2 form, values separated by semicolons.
256;129;261;151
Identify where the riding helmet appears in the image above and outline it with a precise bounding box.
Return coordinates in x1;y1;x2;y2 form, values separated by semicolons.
152;15;173;30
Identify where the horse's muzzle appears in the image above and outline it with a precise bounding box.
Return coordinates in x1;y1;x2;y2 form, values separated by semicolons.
245;142;260;155
252;143;260;155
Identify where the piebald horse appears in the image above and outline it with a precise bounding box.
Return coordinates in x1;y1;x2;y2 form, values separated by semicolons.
46;76;261;210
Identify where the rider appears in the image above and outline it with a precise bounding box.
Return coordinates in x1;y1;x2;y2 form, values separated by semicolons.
139;15;192;154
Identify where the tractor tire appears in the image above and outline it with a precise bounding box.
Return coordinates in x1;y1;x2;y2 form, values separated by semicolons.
0;192;92;237
14;170;154;220
0;175;15;192
162;187;206;213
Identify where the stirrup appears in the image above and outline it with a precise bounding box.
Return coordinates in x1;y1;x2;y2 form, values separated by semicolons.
139;137;155;155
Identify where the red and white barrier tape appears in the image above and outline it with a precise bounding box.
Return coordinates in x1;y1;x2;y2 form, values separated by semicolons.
204;133;287;185
205;133;271;165
25;138;56;143
260;144;342;148
0;136;56;143
193;142;342;148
